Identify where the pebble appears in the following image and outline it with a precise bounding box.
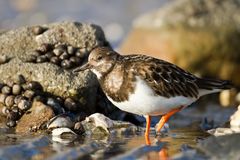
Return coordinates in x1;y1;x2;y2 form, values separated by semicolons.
36;55;48;63
53;48;64;56
6;120;16;128
18;99;31;111
5;95;15;107
38;43;52;53
2;106;9;115
0;94;7;104
12;84;22;95
2;86;11;95
50;56;61;65
59;52;69;60
7;111;20;121
64;98;78;112
67;46;76;55
32;26;46;35
23;90;35;99
47;115;74;129
0;55;8;65
61;60;72;69
69;56;82;65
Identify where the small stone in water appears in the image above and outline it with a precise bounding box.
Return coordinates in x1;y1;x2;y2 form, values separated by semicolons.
6;120;16;128
12;84;22;95
5;95;15;107
1;86;11;95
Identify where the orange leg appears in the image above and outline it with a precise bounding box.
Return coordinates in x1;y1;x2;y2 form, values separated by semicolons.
145;115;151;145
156;106;183;133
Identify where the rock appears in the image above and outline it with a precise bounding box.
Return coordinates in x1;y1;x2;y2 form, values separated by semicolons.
47;114;74;129
0;21;109;113
207;128;236;137
81;113;138;137
198;133;240;159
16;100;55;133
230;105;240;132
219;89;238;107
120;0;240;87
51;127;77;137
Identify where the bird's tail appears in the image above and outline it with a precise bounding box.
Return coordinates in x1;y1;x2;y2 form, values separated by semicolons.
196;78;233;96
196;78;233;90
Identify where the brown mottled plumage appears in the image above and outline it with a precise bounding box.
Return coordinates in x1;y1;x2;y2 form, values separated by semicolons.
73;46;233;145
74;47;232;102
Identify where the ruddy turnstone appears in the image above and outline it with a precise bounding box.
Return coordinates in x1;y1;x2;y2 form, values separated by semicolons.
73;47;232;145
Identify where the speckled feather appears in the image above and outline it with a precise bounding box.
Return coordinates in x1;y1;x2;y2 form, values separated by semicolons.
75;47;232;104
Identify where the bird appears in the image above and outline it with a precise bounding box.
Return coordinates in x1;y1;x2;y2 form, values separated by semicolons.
73;46;232;145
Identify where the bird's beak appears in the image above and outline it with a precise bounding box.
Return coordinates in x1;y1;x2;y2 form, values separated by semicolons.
73;62;92;73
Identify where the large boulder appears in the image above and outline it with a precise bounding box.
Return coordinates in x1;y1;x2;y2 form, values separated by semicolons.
0;21;109;113
120;0;240;87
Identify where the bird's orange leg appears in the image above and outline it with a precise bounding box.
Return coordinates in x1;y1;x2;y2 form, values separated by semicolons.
145;115;151;145
156;106;183;133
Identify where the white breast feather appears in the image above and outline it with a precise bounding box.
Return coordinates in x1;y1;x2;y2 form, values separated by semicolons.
107;76;198;116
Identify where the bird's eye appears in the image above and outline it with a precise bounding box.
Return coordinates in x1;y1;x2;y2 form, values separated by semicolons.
97;56;103;60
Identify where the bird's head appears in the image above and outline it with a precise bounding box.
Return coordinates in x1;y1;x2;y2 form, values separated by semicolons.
73;46;118;79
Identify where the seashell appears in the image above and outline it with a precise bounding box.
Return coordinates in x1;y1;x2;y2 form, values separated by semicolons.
6;80;14;87
50;56;61;65
0;55;9;65
47;97;65;114
59;52;69;60
7;110;20;121
16;74;26;84
75;50;85;58
12;84;22;95
74;122;84;134
69;56;82;65
38;43;52;53
18;99;31;111
53;48;64;56
64;98;78;112
45;51;54;59
27;81;43;91
61;60;73;69
2;106;9;115
33;95;45;102
51;127;77;136
67;46;76;55
14;95;24;104
5;95;15;107
32;26;47;35
6;120;16;128
86;113;114;129
36;55;48;63
1;86;11;95
0;94;7;104
23;90;35;99
47;114;74;129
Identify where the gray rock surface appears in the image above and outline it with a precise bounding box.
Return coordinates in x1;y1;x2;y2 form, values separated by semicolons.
121;0;240;87
0;21;109;113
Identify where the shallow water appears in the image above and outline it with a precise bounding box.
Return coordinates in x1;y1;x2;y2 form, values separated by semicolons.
0;126;209;159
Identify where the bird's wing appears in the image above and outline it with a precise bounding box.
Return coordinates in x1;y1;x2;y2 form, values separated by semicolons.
124;55;199;98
